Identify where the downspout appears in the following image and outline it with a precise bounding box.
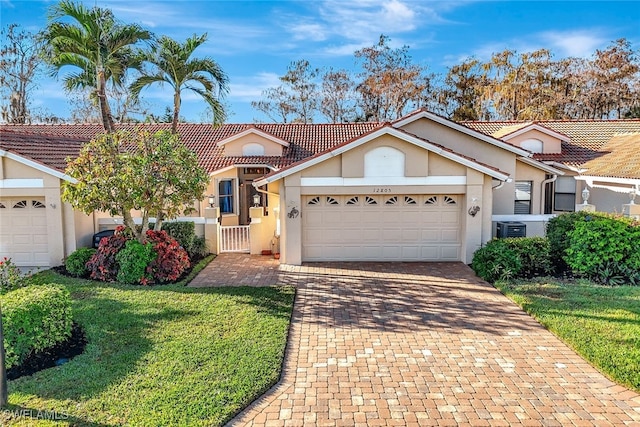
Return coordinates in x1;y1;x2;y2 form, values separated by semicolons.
492;181;506;191
541;174;558;214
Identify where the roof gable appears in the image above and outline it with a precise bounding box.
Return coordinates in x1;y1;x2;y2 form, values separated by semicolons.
393;108;533;157
216;126;290;148
498;123;570;142
254;125;511;186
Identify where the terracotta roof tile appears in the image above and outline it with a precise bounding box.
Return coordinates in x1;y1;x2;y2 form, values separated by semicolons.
0;129;85;172
0;123;381;174
463;119;640;171
581;133;640;179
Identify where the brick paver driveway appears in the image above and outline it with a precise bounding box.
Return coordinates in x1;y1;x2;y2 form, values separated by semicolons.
204;257;640;426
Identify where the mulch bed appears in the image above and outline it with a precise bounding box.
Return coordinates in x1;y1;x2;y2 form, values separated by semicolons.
7;323;87;380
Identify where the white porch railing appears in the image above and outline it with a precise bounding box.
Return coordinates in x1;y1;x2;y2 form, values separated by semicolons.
219;225;250;253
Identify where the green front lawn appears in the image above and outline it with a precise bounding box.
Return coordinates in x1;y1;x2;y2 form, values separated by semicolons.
2;269;295;426
495;279;640;393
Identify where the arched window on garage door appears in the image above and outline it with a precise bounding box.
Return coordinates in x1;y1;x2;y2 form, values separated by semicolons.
364;146;405;177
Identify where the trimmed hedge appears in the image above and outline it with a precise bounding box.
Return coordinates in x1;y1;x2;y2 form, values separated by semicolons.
565;213;640;285
546;211;593;273
1;284;73;369
65;247;96;277
471;237;552;282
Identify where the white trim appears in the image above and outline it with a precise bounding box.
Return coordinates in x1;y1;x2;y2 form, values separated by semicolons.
210;164;279;177
501;124;569;142
216;128;290;148
0;178;44;188
98;216;207;226
517;157;564;175
300;176;467;186
501;123;571;142
545;162;585;173
0;149;77;183
254;126;510;186
576;175;640;194
392;110;533;157
492;214;557;222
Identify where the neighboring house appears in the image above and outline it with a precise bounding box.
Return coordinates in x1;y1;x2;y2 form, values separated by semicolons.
464;119;640;215
1;109;638;268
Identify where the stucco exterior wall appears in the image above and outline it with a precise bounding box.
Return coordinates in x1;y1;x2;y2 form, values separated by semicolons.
399;118;518;214
506;129;562;154
221;133;284;156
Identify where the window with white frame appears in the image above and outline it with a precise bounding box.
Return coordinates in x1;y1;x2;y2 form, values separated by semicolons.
218;179;235;214
514;181;532;214
554;176;576;212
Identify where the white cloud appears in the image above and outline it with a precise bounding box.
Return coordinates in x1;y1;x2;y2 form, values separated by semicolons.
228;72;282;102
289;22;327;42
540;30;606;58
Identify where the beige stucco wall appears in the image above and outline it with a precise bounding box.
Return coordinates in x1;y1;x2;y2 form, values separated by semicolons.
221;133;284;156
399;118;518;214
506;129;562;154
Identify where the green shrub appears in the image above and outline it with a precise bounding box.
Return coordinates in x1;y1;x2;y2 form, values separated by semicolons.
65;247;97;277
115;240;156;285
1;284;73;369
0;257;29;294
162;221;196;252
189;236;209;258
472;237;553;282
502;237;553;278
546;211;593;272
472;239;522;282
565;214;640;284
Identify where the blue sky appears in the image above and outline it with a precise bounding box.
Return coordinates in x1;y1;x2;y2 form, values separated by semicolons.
1;0;639;123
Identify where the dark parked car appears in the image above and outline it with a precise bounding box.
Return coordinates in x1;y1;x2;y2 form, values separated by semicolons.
92;229;115;248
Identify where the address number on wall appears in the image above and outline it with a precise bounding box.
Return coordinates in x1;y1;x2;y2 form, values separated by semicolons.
372;188;392;193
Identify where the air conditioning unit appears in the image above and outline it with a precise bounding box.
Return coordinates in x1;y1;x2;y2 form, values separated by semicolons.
496;221;526;238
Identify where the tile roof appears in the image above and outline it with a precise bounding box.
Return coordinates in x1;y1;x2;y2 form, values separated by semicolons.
0;122;382;174
580;133;640;179
258;125;510;183
0;129;85;172
463;119;640;170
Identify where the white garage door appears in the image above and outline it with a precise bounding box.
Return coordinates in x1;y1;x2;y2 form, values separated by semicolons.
302;194;462;261
0;198;50;266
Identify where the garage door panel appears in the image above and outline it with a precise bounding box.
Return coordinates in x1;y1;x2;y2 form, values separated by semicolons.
441;246;460;260
360;212;380;223
400;211;422;222
0;198;49;266
341;211;363;223
442;211;460;224
420;246;440;259
442;230;460;242
303;194;462;261
305;211;324;225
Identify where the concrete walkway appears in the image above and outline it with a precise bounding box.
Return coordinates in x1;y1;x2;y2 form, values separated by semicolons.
192;255;640;426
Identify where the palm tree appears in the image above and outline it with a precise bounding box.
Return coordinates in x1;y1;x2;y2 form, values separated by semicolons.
42;0;151;133
130;33;229;133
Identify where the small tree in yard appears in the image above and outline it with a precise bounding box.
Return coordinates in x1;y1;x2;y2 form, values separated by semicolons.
63;128;208;242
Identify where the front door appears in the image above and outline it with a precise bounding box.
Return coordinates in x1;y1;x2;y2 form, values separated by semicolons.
239;180;260;225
